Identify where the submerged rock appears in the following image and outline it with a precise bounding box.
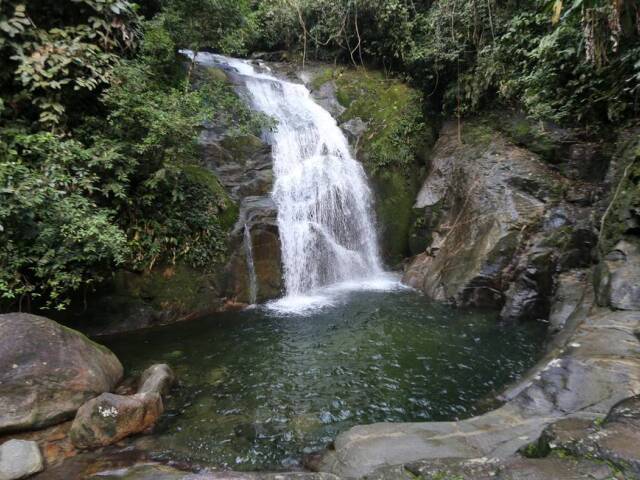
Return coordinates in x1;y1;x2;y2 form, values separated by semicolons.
0;314;123;434
0;440;44;480
88;463;340;480
138;364;176;397
69;392;163;450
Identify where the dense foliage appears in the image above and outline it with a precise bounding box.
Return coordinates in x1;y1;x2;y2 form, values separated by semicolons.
1;0;639;311
0;0;259;310
249;0;640;126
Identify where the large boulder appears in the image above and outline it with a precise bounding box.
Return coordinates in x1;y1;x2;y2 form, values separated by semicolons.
403;120;569;310
69;392;163;450
0;314;123;434
0;440;43;480
596;240;640;310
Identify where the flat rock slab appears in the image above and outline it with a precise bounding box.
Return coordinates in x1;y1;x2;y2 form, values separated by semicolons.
89;463;340;480
318;308;640;478
0;313;123;433
0;439;44;480
367;456;619;480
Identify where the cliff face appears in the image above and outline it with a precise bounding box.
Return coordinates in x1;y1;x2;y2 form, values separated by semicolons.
402;115;639;323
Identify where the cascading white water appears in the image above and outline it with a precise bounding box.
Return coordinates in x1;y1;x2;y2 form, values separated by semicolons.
187;52;399;311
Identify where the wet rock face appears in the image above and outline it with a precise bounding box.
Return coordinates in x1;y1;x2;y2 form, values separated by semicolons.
596;240;640;310
0;314;123;434
200;132;273;201
403;119;601;320
403;120;569;312
0;440;44;480
225;196;283;303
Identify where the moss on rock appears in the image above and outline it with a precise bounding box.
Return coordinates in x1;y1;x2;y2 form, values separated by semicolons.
599;127;640;254
311;67;434;264
182;164;238;230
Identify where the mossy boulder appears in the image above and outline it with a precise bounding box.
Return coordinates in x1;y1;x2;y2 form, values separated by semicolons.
308;67;434;265
71;263;226;336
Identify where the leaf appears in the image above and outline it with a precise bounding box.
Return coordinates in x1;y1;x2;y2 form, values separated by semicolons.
551;0;563;25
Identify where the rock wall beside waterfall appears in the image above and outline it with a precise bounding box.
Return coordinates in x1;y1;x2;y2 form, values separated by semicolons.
306;67;435;266
403;116;605;322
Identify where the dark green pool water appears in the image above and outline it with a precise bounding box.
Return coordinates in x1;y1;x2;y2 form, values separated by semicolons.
103;288;545;470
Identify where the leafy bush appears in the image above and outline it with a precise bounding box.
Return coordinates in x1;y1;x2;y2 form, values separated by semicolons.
0;130;129;310
0;6;262;311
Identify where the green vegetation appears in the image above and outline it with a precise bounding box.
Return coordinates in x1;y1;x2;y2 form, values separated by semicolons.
0;0;260;310
249;0;639;128
312;67;431;262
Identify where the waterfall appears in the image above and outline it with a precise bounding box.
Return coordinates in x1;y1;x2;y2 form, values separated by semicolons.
186;52;398;311
243;223;258;305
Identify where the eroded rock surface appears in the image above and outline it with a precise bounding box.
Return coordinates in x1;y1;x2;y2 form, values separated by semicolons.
0;314;123;434
596;240;640;310
403;120;598;321
69;392;163;450
0;440;44;480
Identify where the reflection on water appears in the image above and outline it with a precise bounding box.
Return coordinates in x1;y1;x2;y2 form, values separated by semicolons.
103;289;546;470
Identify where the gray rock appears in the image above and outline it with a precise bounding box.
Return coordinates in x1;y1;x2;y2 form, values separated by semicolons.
548;270;588;333
310;80;346;119
0;440;44;480
70;392;163;450
88;463;340;480
340;117;368;146
596;240;640;310
367;456;617;480
539;395;640;477
138;364;175;397
0;313;123;434
404;120;566;309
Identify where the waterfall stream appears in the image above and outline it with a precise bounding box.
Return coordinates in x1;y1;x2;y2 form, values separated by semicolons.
243;223;258;305
187;52;399;311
